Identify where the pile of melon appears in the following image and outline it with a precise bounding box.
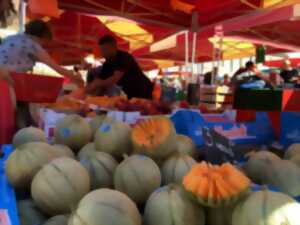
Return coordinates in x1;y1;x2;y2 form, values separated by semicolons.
5;114;300;225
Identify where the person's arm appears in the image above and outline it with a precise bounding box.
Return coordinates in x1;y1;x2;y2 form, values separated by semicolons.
86;71;123;93
0;66;14;85
252;68;276;87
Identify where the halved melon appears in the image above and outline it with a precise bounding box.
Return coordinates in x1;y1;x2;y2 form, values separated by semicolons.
183;162;251;207
131;116;176;159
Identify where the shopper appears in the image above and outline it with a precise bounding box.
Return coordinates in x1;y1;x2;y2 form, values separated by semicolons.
280;60;299;84
86;35;153;99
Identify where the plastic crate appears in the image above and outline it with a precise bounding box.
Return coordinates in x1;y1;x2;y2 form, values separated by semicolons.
11;73;64;103
0;145;19;225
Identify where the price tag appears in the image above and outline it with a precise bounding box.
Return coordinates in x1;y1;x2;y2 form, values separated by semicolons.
107;111;124;122
0;210;11;225
125;112;141;125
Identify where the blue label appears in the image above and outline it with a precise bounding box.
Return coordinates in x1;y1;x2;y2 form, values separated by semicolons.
61;128;71;138
100;123;111;133
137;155;148;160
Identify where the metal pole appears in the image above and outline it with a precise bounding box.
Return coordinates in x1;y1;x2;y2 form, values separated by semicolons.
19;0;26;33
191;31;197;82
185;30;189;67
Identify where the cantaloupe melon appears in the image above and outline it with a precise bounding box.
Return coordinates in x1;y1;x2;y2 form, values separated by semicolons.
43;215;68;225
114;155;161;204
77;142;97;159
94;120;132;158
132;117;177;159
161;154;196;185
206;206;235;225
176;135;198;158
17;199;47;225
31;158;90;215
54;115;92;151
290;154;300;168
144;185;205;225
5;142;60;189
79;151;118;190
243;151;281;184
284;143;300;159
52;144;75;158
232;190;300;225
89;115;114;136
68;189;141;225
13;127;47;147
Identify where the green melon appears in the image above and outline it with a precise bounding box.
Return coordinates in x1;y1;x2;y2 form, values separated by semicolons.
69;189;141;225
31;157;90;215
79;151;118;190
12;127;47;147
176;135;198;158
114;155;161;204
267;160;300;197
232;190;300;225
243;151;281;184
52;144;75;158
94;120;132;158
284;143;300;159
17;199;47;225
144;185;205;225
43;215;69;225
89;115;114;136
54;115;92;151
290;154;300;168
77;142;97;159
161;154;196;185
5;142;60;189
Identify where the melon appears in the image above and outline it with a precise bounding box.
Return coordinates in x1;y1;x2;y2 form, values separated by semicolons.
284;143;300;159
52;144;75;158
161;154;196;185
12;127;47;147
232;190;300;225
17;199;47;225
94;119;132;158
5;142;60;189
43;215;68;225
176;135;198;158
68;189;141;225
243;151;281;184
206;206;235;225
267;160;300;197
77;142;97;159
31;157;90;215
54;115;92;151
114;155;161;204
290;154;300;168
144;185;205;225
79;151;118;190
132;116;177;159
183;162;251;207
89;115;114;136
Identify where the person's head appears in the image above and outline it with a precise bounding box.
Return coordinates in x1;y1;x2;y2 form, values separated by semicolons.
0;0;16;27
245;61;255;70
98;35;118;59
283;59;292;70
25;20;52;40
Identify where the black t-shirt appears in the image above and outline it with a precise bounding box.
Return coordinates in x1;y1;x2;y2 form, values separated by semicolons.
98;50;153;99
280;69;298;83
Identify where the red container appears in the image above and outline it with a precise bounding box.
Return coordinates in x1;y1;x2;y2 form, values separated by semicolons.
11;73;64;103
0;81;15;146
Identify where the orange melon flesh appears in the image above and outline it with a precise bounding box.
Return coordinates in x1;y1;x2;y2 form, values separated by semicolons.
183;161;251;207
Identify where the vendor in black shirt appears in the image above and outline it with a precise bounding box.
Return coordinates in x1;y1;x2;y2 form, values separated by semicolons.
280;60;299;84
87;35;153;99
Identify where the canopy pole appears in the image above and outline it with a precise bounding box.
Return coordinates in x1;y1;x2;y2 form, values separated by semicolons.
185;30;189;66
191;32;197;81
19;0;26;33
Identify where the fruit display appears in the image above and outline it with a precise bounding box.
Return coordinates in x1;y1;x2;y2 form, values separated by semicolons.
232;190;300;225
94;119;132;158
114;155;161;204
77;142;97;158
54;115;92;152
79;151;118;190
144;185;205;225
290;154;300;168
284;143;300;159
161;153;196;185
175;134;198;158
183;162;251;207
5;142;60;189
43;215;69;225
132;116;177;159
31;158;90;215
89;115;113;136
206;205;236;225
12;127;47;147
68;189;142;225
52;144;75;158
17;199;47;225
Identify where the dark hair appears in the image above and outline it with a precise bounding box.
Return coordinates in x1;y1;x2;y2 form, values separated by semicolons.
25;20;52;39
0;0;16;28
98;35;117;46
245;61;254;69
